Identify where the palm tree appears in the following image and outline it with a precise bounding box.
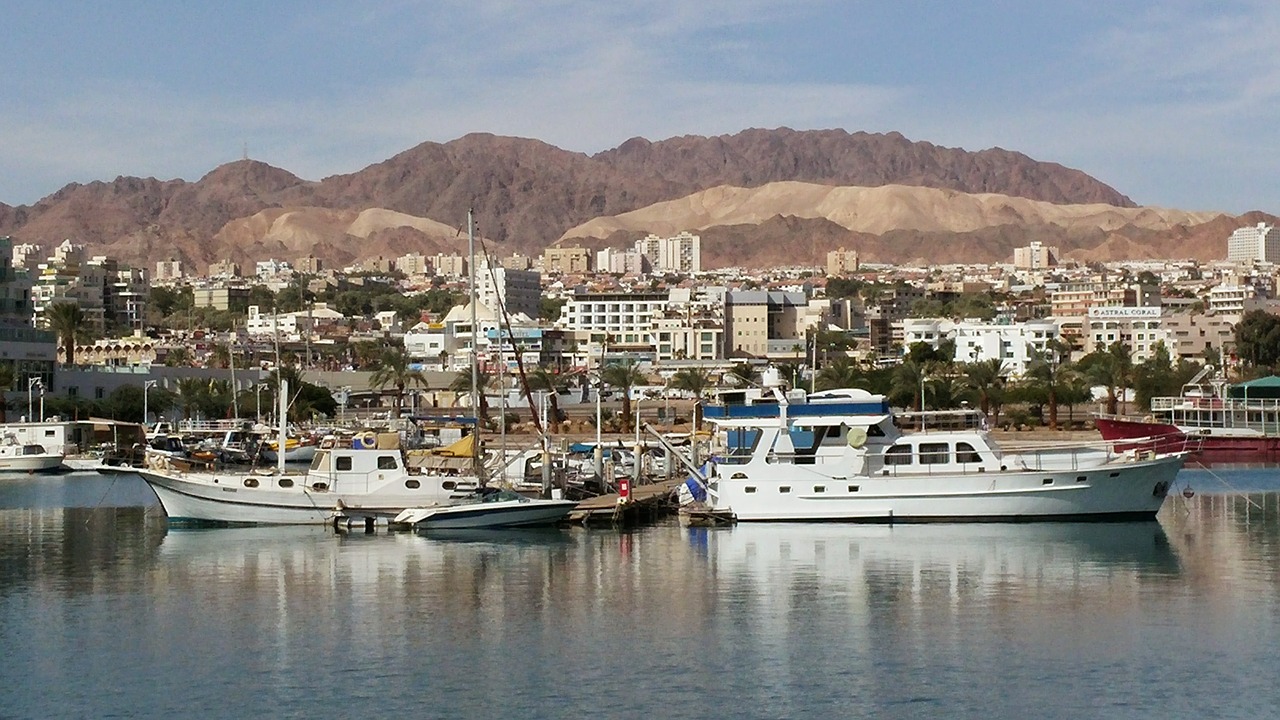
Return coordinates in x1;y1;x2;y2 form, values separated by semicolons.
727;362;760;388
964;358;1008;420
889;360;927;411
44;301;87;366
600;360;648;433
370;347;428;418
815;357;867;391
527;366;574;424
174;378;207;421
1025;339;1073;430
1079;342;1134;416
0;361;13;422
449;369;493;422
165;346;192;367
669;367;714;427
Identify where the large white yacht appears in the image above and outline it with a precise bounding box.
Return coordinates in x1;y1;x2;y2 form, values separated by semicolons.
696;381;1190;523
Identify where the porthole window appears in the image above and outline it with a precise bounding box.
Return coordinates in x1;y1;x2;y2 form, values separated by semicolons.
278;478;294;488
405;479;421;489
442;481;456;490
243;478;259;488
813;486;826;493
848;485;859;493
745;486;757;493
779;486;791;494
311;482;328;492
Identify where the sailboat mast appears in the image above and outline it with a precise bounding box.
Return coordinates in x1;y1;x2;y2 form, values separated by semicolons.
468;209;482;481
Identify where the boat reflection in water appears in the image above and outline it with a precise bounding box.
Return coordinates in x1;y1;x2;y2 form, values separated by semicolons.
693;521;1183;612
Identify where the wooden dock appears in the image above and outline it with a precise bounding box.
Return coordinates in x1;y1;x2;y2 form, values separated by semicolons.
567;477;684;526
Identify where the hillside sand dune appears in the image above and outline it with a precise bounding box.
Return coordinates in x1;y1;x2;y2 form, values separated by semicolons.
560;182;1220;241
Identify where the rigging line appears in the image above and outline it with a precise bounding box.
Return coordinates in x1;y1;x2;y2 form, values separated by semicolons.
476;232;547;441
87;472;121;525
1196;463;1263;510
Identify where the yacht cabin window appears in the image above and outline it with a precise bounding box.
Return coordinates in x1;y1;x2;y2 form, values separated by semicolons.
919;443;948;465
885;444;913;466
378;456;398;470
956;442;981;464
336;456;353;471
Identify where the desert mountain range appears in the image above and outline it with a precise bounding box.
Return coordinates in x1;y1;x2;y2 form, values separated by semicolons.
0;128;1264;270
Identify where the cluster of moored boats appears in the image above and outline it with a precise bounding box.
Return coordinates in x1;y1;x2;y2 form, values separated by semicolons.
3;372;1198;529
86;373;1192;529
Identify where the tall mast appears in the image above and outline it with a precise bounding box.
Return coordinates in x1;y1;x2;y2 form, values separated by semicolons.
468;209;482;481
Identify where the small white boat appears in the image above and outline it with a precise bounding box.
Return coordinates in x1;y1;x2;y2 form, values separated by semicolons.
0;435;65;473
394;489;578;529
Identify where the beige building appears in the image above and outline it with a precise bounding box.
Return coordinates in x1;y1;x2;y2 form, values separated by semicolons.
208;260;241;278
1013;241;1059;269
827;247;859;275
297;256;324;274
155;259;183;282
543;246;593;274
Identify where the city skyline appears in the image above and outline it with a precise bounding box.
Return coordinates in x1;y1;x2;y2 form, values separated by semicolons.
2;1;1277;215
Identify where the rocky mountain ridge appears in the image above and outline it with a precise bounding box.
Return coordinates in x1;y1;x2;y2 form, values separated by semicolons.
0;127;1247;270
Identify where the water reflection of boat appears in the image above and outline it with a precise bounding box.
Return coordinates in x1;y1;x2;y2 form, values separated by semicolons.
698;521;1182;587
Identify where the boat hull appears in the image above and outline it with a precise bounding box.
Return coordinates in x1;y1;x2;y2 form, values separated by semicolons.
138;469;477;525
710;454;1183;523
1095;416;1280;465
408;500;579;529
0;454;65;473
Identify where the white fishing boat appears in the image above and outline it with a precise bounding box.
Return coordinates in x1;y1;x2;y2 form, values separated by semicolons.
0;434;65;473
128;380;482;524
393;489;577;529
693;383;1191;523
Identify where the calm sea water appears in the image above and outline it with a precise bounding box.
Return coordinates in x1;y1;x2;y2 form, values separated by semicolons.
2;468;1280;719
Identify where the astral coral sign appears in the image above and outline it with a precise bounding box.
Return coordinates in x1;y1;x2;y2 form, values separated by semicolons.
1086;306;1161;319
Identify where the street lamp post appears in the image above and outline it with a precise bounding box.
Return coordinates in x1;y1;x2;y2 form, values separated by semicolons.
27;377;42;421
143;379;158;427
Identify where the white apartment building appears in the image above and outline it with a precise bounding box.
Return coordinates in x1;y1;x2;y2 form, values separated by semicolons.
905;318;1061;377
557;291;669;348
255;259;292;279
1082;306;1174;364
635;232;701;274
1226;222;1279;264
597;247;647;275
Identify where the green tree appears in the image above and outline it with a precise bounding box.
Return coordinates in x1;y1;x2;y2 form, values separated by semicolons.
889;360;927;411
527;366;575;423
0;361;13;422
1234;309;1280;373
1077;342;1135;416
449;369;494;422
165;346;192;367
1024;339;1073;430
727;362;760;388
964;358;1008;421
815;358;867;391
44;301;88;366
600;360;648;433
369;347;428;419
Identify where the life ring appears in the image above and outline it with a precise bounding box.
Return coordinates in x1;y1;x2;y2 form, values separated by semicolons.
355;431;377;449
847;427;868;448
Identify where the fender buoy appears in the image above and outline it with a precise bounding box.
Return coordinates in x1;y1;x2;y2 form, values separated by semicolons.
847;427;868;448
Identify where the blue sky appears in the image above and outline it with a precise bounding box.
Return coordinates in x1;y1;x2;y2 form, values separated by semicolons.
1;0;1276;214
